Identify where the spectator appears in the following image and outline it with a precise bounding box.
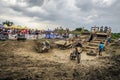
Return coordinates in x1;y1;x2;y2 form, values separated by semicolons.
100;26;103;32
107;36;111;45
104;26;108;33
118;38;120;43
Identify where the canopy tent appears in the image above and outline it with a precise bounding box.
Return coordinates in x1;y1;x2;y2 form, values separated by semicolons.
4;24;9;29
23;26;28;30
45;29;53;32
46;33;56;39
17;25;23;30
50;33;55;38
11;25;15;29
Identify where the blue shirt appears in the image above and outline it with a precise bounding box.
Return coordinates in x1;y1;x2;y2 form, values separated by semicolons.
99;43;104;50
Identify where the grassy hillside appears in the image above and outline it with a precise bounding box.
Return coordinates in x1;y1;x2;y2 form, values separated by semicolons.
111;33;120;39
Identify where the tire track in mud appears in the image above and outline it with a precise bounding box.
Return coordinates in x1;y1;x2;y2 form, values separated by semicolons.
0;40;120;80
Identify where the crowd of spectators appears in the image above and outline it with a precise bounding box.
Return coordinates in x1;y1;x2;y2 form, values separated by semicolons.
91;26;111;33
0;24;73;40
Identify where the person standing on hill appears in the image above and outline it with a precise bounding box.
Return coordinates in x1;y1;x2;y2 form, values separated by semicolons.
104;26;108;33
107;36;111;43
74;47;82;63
100;26;103;32
98;42;104;56
118;38;120;43
75;47;80;63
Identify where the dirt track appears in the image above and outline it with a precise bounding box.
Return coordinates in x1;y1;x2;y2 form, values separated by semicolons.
0;40;120;80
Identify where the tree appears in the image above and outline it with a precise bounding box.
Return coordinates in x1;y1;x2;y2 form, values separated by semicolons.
2;20;14;26
84;29;89;32
75;28;89;32
111;33;120;39
75;28;82;31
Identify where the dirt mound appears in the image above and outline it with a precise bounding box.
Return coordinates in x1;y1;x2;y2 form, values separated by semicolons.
1;54;120;80
0;41;21;60
105;42;120;56
0;40;120;80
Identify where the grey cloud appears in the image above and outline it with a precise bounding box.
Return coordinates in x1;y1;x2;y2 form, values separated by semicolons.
26;0;44;7
0;0;120;32
19;0;44;7
76;0;94;12
1;0;77;24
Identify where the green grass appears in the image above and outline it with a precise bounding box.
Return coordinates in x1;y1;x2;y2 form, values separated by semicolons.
111;33;120;39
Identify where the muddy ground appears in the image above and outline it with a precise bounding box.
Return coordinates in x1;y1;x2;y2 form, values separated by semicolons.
0;40;120;80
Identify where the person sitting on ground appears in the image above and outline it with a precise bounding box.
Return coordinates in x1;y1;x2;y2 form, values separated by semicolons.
98;42;104;56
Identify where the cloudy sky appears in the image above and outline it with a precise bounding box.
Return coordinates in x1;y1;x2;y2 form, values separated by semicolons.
0;0;120;32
